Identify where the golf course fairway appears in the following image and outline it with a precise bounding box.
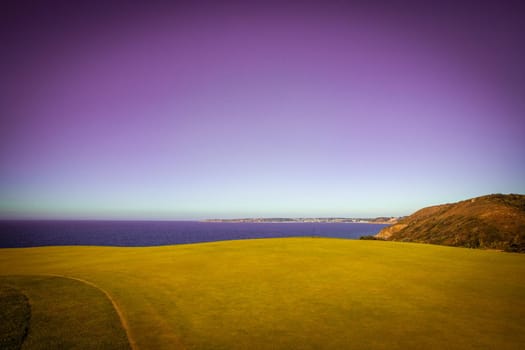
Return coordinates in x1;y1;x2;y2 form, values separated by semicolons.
1;237;524;349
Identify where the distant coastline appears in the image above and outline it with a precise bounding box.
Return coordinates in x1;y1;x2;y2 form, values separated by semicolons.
204;217;400;225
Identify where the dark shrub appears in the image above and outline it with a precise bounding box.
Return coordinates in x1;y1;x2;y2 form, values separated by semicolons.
359;235;381;240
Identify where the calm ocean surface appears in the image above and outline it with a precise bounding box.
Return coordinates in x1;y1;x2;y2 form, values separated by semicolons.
0;221;389;248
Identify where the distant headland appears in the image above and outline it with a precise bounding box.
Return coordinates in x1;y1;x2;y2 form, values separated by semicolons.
204;217;400;224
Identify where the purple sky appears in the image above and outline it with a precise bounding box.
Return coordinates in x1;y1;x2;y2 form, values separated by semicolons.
1;0;524;219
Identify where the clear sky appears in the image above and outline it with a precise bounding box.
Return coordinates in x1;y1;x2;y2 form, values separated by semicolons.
1;0;524;219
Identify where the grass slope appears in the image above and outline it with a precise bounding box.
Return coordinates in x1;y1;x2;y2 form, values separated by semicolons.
1;238;524;349
0;276;131;350
376;193;525;251
0;285;30;350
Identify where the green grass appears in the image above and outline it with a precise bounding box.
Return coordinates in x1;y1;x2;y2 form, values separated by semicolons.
0;276;131;350
1;238;524;349
0;285;30;350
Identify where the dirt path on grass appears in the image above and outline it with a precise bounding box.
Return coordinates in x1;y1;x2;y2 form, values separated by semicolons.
44;274;138;350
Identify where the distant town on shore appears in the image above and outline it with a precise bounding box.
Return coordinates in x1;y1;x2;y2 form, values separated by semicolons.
204;217;400;224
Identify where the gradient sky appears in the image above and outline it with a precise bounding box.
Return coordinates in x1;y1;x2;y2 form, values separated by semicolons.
1;0;524;219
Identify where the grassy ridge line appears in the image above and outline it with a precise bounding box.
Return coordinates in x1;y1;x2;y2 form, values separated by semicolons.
43;274;137;350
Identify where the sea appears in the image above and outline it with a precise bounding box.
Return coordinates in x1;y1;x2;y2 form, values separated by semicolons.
0;220;389;248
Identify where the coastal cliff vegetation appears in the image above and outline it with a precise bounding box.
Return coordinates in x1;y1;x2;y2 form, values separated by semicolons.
376;194;525;252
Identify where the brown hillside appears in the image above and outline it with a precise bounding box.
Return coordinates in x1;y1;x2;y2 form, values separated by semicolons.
375;194;525;252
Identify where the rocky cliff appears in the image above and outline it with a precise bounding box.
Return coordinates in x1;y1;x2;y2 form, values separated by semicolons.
375;194;525;252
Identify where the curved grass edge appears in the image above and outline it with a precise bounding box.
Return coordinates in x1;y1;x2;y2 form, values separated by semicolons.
42;274;138;350
0;275;133;350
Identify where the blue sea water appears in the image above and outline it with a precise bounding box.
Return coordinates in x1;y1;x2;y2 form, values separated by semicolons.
0;220;389;248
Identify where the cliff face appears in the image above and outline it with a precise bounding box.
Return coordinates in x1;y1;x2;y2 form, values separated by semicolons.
375;194;525;252
375;224;407;239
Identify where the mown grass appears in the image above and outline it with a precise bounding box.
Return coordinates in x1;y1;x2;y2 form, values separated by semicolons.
0;285;30;350
0;276;130;350
0;238;524;349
